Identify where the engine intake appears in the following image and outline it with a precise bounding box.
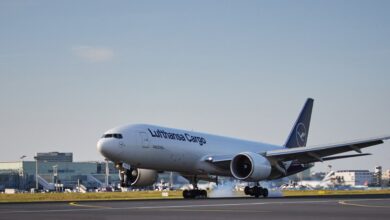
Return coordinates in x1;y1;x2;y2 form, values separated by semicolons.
230;152;271;181
119;165;158;187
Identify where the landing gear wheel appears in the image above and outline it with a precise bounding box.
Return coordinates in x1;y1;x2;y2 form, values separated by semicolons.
183;190;192;199
244;186;250;195
244;185;269;198
182;175;208;199
262;188;268;198
254;186;262;198
201;190;207;198
183;189;207;199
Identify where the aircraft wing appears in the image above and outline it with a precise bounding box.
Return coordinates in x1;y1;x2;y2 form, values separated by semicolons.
265;135;390;163
205;136;389;169
298;153;372;163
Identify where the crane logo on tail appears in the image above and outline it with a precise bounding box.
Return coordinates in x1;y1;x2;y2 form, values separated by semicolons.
296;123;307;147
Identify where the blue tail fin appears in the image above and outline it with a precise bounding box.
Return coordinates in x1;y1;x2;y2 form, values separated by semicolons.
284;98;314;148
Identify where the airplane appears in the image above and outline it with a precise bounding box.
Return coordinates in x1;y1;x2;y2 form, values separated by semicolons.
283;171;336;190
97;98;390;198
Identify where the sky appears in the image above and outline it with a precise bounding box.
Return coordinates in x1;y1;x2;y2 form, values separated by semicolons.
0;0;389;172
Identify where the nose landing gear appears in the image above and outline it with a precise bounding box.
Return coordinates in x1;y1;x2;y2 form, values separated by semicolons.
117;163;137;187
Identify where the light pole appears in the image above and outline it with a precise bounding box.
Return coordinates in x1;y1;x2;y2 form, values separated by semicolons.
52;165;58;191
105;159;109;187
34;156;38;190
169;172;173;190
18;155;27;190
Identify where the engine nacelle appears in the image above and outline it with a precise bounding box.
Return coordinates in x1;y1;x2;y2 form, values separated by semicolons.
129;168;158;187
120;167;158;187
230;152;271;181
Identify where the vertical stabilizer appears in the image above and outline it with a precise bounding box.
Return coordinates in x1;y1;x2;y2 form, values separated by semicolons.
284;98;314;148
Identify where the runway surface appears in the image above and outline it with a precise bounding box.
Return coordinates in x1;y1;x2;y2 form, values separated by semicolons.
1;194;390;220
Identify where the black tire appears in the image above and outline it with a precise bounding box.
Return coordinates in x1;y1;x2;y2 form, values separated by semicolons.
201;190;207;198
183;190;191;199
244;186;250;195
254;186;261;195
254;186;260;198
262;188;269;198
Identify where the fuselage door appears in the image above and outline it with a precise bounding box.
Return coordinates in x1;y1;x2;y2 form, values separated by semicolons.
139;132;150;148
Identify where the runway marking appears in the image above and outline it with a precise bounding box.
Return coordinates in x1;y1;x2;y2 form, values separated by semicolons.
129;199;339;210
68;202;112;209
161;208;271;213
338;200;390;208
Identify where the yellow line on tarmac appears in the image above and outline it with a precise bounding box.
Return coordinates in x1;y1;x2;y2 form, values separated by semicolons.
161;208;271;213
338;200;390;208
69;202;112;209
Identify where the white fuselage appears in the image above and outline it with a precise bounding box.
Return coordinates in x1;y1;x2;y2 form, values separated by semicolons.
97;124;284;177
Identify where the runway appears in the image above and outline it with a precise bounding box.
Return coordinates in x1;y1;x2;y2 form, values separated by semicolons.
1;194;390;220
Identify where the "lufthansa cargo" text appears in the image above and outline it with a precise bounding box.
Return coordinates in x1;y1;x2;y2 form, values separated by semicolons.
148;128;207;146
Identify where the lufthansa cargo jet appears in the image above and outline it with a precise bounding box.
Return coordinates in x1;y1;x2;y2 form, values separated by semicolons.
97;98;389;198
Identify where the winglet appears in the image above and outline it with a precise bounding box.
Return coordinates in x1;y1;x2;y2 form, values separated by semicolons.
284;98;314;148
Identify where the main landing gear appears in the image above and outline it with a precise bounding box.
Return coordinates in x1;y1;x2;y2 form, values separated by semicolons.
182;176;207;199
244;184;268;198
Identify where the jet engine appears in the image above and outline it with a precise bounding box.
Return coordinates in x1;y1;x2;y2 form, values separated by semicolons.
118;164;158;187
230;152;271;181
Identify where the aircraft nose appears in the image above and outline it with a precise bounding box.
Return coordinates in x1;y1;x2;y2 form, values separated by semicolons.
97;139;114;159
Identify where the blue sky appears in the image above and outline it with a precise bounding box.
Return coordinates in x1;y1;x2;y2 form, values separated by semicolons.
1;0;389;172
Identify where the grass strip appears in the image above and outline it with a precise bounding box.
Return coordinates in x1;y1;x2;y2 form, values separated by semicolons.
0;191;182;203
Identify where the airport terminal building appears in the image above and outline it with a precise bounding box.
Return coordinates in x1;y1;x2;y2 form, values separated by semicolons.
0;152;119;191
334;170;374;186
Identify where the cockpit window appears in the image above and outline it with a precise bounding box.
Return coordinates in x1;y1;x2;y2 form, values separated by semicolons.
102;133;123;139
113;134;123;139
